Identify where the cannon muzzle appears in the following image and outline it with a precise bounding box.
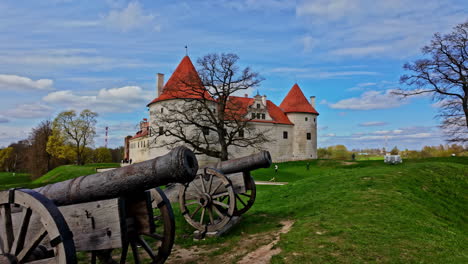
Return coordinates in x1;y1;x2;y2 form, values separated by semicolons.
34;146;198;206
206;150;272;174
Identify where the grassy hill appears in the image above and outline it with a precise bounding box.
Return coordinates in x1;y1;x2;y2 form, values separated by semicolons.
32;163;120;184
0;158;466;263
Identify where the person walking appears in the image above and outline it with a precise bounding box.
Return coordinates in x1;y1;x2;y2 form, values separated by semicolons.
306;162;310;171
274;164;278;174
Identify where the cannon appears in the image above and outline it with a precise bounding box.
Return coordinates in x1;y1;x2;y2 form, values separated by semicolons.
0;146;198;264
155;151;272;234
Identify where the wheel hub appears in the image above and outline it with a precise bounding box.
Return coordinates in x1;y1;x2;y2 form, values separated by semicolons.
199;193;212;207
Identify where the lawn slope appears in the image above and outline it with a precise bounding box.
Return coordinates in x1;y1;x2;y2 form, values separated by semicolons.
32;163;120;184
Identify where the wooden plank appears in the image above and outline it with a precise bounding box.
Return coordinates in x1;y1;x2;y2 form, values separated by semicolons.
58;199;122;251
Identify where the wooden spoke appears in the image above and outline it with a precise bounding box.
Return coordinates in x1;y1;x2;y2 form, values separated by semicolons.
190;205;203;219
199;208;206;225
16;228;47;262
27;257;57;264
213;200;229;209
208;207;215;224
210;182;223;195
191;181;204;196
236;193;248;207
185;200;200;206
207;174;214;193
211;205;226;219
120;240;129;264
137;236;156;260
212;192;229;199
199;176;207;193
239;193;252;198
0;204;14;254
130;241;141;264
11;207;32;255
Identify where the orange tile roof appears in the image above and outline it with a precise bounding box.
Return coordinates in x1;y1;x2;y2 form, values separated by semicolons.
228;96;293;125
147;56;213;106
279;83;319;114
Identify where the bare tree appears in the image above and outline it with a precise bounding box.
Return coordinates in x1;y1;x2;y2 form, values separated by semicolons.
393;21;468;143
52;109;98;165
151;53;271;161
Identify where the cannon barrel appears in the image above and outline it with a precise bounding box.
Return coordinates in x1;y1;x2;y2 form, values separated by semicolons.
206;150;272;174
34;146;198;206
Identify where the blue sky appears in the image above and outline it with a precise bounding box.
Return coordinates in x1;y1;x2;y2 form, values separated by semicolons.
0;0;466;150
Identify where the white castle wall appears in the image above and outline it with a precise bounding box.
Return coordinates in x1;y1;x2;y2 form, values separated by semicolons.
128;98;318;165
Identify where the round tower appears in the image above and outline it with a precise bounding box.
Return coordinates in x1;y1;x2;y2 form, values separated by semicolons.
279;84;319;160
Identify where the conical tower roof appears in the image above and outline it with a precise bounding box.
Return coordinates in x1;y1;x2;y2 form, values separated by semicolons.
279;83;319;114
148;56;213;105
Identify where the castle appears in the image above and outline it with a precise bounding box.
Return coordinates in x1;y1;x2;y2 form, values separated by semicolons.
124;56;319;165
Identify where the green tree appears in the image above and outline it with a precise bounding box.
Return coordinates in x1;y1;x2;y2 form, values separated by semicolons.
94;147;112;163
0;147;13;171
317;147;331;159
327;145;349;160
52;109;98;165
390;146;400;155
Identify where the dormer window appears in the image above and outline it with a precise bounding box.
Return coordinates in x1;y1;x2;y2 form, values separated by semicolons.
251;113;255;119
256;113;261;119
262;114;265;119
257;103;260;109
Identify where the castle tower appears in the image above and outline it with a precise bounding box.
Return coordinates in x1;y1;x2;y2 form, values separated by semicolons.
279;83;319;160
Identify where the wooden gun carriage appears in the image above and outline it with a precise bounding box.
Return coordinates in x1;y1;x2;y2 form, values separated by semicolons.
156;151;272;235
0;146;198;264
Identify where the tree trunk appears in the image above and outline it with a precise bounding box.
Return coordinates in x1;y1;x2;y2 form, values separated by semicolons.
463;98;468;128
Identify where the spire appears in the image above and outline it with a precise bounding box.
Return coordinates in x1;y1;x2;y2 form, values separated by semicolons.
147;56;213;105
279;83;319;114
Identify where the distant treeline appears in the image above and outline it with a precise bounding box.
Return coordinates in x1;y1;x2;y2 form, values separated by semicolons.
0;111;124;179
318;144;468;160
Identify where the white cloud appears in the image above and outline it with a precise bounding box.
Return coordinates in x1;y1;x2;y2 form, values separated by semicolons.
359;121;387;127
0;74;54;91
43;86;152;113
269;67;378;79
102;1;158;32
302;35;315;52
329;89;406;110
4;103;53;119
296;0;466;58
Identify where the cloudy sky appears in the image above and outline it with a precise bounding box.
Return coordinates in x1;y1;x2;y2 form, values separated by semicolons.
0;0;466;150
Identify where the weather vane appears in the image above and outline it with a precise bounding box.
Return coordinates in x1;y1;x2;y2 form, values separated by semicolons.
185;45;188;56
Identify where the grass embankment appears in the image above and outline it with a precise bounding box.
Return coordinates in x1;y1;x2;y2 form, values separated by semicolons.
0;158;466;263
32;163;120;184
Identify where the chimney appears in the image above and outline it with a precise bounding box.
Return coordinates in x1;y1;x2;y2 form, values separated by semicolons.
157;73;164;97
244;93;248;98
262;95;267;105
310;96;316;108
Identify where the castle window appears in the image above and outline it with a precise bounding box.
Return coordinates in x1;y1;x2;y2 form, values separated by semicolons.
256;113;261;119
262;114;265;119
307;133;311;140
159;127;164;136
138;142;140;148
202;127;209;135
314;118;316;122
161;108;164;113
257;103;260;109
305;117;308;121
283;131;288;139
239;129;244;138
251;113;255;119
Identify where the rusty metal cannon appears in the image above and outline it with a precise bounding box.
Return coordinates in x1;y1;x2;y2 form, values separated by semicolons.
0;146;198;264
156;151;272;235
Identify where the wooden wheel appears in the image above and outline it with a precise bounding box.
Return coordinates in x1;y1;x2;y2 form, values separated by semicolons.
233;173;256;216
179;168;235;233
0;189;76;264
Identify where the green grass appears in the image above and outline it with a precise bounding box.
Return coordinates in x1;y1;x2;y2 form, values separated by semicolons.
32;163;120;184
0;158;466;263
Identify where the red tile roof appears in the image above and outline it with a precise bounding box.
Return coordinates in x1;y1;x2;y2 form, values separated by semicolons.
228;96;293;125
279;83;319;115
130;129;148;140
147;56;213;106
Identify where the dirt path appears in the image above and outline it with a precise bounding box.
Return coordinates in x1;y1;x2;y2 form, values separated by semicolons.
237;220;294;264
166;220;294;264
